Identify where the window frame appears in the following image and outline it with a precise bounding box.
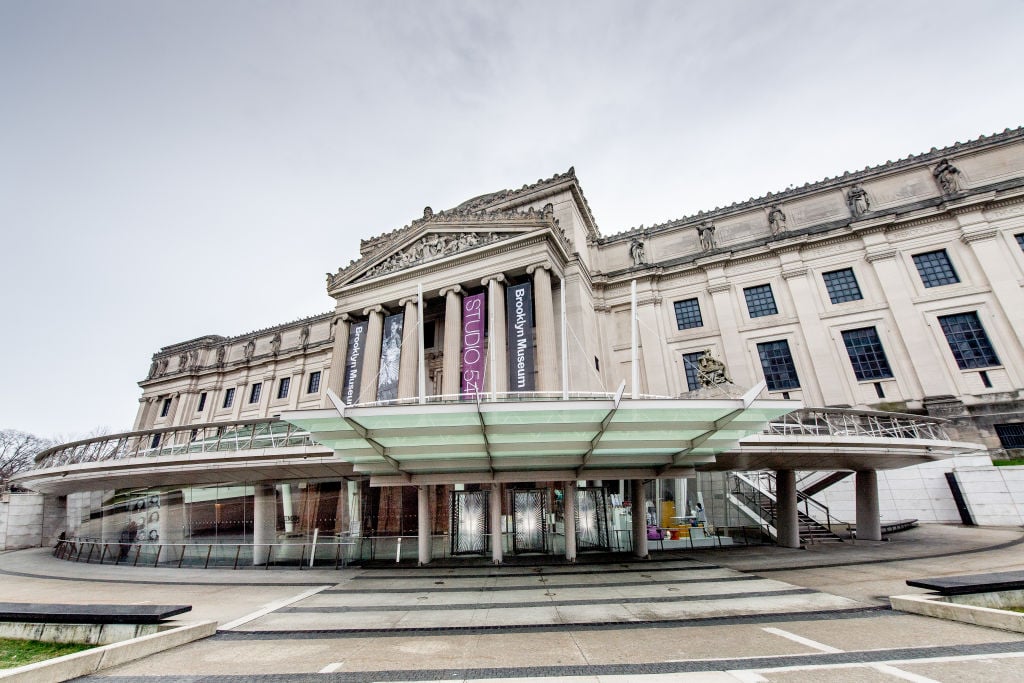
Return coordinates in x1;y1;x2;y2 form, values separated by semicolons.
277;377;290;400
743;284;779;318
222;387;235;409
196;392;207;412
159;397;172;418
840;326;893;381
912;249;960;288
249;382;262;404
756;339;800;391
672;298;704;330
822;268;863;304
307;370;321;394
681;351;704;392
937;311;1000;370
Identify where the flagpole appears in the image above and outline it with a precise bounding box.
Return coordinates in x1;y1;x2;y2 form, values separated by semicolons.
631;279;638;400
417;284;426;404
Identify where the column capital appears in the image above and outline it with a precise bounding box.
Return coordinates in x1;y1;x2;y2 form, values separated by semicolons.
481;273;506;287
526;263;552;276
332;312;352;326
398;296;419;307
363;304;385;316
439;284;463;297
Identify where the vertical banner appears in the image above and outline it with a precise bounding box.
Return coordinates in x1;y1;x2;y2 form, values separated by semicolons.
461;293;486;397
341;320;368;405
506;281;536;391
377;313;404;402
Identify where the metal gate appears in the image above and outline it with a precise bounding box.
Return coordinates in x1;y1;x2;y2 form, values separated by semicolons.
510;489;547;554
450;490;489;555
576;486;610;551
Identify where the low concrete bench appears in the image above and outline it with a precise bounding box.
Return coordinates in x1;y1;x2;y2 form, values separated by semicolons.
0;603;192;645
906;570;1024;596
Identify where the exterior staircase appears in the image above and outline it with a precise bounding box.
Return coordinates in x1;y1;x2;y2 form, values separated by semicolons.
728;472;846;544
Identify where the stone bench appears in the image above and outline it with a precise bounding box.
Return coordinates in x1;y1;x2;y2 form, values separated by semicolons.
0;603;193;645
906;570;1024;596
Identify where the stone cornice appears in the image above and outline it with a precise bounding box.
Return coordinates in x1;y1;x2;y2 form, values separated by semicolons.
864;246;898;263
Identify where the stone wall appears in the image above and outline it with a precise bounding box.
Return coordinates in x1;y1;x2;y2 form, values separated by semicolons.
953;466;1024;526
0;492;67;550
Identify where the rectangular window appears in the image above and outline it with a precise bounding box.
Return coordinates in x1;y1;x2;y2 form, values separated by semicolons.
249;382;262;404
756;340;800;391
197;392;207;412
222;387;235;409
277;377;290;399
1016;233;1024;252
841;327;893;381
673;298;703;330
159;398;172;417
681;352;704;391
938;312;999;369
913;250;960;287
995;423;1024;449
743;284;778;318
307;370;321;394
423;321;436;349
822;268;863;304
151;434;161;449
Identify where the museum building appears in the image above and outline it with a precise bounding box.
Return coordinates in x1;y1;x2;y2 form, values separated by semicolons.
14;127;1024;566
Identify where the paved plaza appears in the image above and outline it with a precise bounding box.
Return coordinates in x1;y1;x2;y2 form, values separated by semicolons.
1;524;1023;681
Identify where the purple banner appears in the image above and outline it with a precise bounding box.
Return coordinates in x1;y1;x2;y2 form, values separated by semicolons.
341;320;368;405
461;293;486;397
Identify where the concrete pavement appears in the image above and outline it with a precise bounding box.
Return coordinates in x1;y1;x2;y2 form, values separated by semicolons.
0;524;1022;681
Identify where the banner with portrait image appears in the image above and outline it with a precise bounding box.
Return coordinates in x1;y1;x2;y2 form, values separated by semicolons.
461;293;485;397
506;281;535;391
341;320;368;405
377;313;404;402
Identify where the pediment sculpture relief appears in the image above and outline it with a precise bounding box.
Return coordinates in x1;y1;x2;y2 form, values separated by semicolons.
360;231;511;279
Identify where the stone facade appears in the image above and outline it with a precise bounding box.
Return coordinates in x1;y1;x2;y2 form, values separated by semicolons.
136;128;1024;454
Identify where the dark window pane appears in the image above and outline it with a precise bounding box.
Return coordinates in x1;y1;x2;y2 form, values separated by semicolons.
249;382;262;404
995;423;1024;449
841;327;893;380
223;388;235;408
159;398;171;417
913;250;960;287
197;392;207;412
756;340;800;390
1016;233;1024;252
673;298;703;330
744;284;778;318
822;268;863;304
681;352;704;391
307;371;321;394
277;377;290;399
938;312;999;369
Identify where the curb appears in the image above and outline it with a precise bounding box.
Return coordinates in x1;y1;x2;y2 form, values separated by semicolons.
0;620;217;682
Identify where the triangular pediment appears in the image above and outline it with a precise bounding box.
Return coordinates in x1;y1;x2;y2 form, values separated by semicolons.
327;205;569;290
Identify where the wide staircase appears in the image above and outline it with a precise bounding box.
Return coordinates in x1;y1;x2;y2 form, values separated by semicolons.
727;471;846;545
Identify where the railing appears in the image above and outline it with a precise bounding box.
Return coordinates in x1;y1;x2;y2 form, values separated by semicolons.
730;471;843;543
34;419;313;470
765;408;950;440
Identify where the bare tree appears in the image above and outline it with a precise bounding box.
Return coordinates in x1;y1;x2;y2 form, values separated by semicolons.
1;429;54;488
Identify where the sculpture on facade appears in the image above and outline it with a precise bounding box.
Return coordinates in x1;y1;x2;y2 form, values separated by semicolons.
299;325;310;350
363;231;505;278
216;345;227;367
933;158;962;195
768;204;787;236
847;185;870;217
697;349;731;387
696;221;716;251
243;340;255;361
629;237;647;266
270;332;282;356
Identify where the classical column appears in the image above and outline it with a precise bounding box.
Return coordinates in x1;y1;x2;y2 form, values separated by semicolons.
326;313;351;402
397;297;419;400
440;285;463;396
417;486;432;566
482;274;508;394
528;264;558;392
631;479;648;559
959;216;1024;347
490;483;503;564
774;470;800;549
361;306;385;403
252;484;277;565
855;470;882;541
780;265;848;406
563;481;577;562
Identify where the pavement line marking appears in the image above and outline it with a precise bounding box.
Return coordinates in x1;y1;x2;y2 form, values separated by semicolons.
219;584;333;631
870;663;941;682
761;627;843;654
733;650;1024;675
726;671;769;682
318;662;343;673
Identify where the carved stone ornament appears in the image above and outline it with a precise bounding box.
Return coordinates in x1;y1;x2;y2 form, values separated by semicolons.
361;231;506;279
767;204;787;236
270;332;282;356
696;221;717;252
299;325;310;350
697;349;731;387
933;158;962;195
846;184;870;218
216;345;227;367
243;340;255;361
629;237;647;266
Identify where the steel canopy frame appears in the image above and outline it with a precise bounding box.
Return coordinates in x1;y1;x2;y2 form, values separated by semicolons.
281;390;800;486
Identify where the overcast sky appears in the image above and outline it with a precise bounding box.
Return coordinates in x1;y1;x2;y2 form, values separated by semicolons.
2;0;1023;439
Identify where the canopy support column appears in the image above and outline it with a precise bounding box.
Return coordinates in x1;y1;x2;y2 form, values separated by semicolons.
253;484;276;565
490;483;503;564
775;470;800;549
631;479;648;559
563;481;577;563
856;470;882;541
417;485;432;566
